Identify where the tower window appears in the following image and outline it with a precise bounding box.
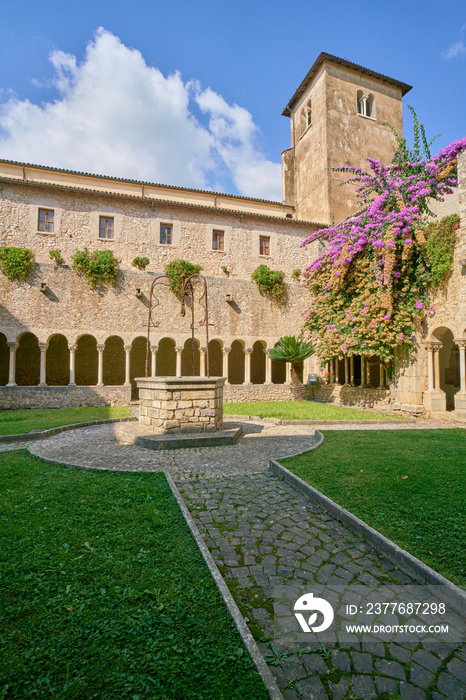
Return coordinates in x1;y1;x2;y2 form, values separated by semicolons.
357;90;375;118
300;99;312;136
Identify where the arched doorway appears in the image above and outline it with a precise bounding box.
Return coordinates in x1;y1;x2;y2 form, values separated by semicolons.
0;333;9;386
16;333;40;386
103;336;125;386
228;340;245;385
130;337;147;399
75;335;98;386
181;338;200;376
208;339;223;377
251;341;266;384
156;338;176;376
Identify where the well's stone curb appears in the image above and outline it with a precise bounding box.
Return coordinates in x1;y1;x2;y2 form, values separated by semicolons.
0;416;136;443
269;448;466;617
165;473;284;700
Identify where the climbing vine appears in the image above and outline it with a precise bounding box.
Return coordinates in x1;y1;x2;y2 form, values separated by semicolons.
251;264;286;303
164;259;203;299
71;248;119;287
425;214;460;290
0;246;35;281
301;109;466;364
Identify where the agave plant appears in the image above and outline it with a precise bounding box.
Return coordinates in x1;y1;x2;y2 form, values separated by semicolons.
269;335;314;385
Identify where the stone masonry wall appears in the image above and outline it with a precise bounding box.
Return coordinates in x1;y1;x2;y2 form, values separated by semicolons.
0;385;131;410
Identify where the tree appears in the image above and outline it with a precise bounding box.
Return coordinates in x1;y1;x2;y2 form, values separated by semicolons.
269;335;314;386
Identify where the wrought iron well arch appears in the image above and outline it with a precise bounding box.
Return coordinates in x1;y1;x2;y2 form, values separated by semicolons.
145;273;211;377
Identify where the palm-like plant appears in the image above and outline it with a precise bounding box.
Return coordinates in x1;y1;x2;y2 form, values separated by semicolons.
269;335;314;385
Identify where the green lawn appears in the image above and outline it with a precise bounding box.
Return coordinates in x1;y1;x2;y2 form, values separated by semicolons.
0;406;132;436
0;452;268;699
224;400;405;421
281;429;466;586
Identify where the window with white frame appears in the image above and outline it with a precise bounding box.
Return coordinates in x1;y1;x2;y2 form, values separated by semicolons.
357;90;375;118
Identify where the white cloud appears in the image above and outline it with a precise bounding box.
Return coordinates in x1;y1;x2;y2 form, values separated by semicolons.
0;28;282;200
442;39;466;59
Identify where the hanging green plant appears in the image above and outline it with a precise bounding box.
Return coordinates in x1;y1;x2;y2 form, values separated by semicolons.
0;246;35;281
164;259;203;299
251;264;286;303
49;249;65;265
71;248;119;287
425;214;460;290
132;256;150;270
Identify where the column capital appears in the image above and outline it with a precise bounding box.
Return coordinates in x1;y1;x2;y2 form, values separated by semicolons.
200;347;207;353
454;338;466;349
96;344;105;352
68;343;77;352
38;341;48;350
176;346;184;353
223;346;231;354
7;340;17;349
246;347;253;355
150;344;158;353
124;344;132;353
425;341;442;352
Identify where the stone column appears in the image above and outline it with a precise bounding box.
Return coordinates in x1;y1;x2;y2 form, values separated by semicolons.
200;347;207;378
7;341;17;386
433;343;441;390
222;347;230;384
244;348;252;384
379;363;385;389
350;355;354;386
335;359;341;385
425;343;434;390
454;339;466;420
124;345;132;386
455;339;466;392
38;342;47;386
361;357;367;387
96;344;104;386
344;357;349;385
265;351;272;384
150;345;158;377
329;360;334;384
68;343;76;386
286;362;291;384
176;346;183;378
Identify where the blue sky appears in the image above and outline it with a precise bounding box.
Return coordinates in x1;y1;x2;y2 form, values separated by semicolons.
0;0;465;200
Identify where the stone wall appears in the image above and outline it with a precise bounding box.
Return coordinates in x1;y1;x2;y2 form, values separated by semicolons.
0;181;321;281
312;384;391;410
0;385;131;410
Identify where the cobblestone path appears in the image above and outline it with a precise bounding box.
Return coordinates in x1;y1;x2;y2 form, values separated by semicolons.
10;420;466;699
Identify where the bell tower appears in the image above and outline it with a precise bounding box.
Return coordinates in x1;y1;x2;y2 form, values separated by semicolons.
281;53;412;224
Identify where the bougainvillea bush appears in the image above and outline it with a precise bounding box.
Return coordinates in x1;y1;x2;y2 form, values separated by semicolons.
301;110;466;365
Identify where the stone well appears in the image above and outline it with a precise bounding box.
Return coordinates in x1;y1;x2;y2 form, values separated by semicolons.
136;376;226;433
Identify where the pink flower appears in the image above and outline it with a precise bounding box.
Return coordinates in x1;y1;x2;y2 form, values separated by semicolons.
415;300;423;309
383;314;391;320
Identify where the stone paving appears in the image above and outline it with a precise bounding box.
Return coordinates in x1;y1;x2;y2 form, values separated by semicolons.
4;418;465;699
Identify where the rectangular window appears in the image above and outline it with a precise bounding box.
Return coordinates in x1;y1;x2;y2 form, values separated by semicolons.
259;235;270;256
99;216;114;239
38;208;54;233
212;229;224;251
160;223;172;245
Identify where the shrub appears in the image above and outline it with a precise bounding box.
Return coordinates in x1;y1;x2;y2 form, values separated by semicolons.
291;268;301;281
0;246;35;281
251;264;285;302
164;259;203;299
49;249;65;265
71;248;119;287
132;256;150;270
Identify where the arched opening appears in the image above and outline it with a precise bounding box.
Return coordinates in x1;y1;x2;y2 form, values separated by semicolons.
156;338;176;376
181;338;200;376
271;341;286;384
434;328;459;411
130;336;147;399
251;341;266;384
366;93;374;118
46;334;69;386
103;336;125;386
337;358;345;385
0;333;9;386
208;339;223;377
16;333;40;386
228;340;245;385
75;335;98;386
357;89;364;115
353;355;362;385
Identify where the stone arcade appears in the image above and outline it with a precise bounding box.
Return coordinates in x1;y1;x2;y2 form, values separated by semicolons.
0;52;465;419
